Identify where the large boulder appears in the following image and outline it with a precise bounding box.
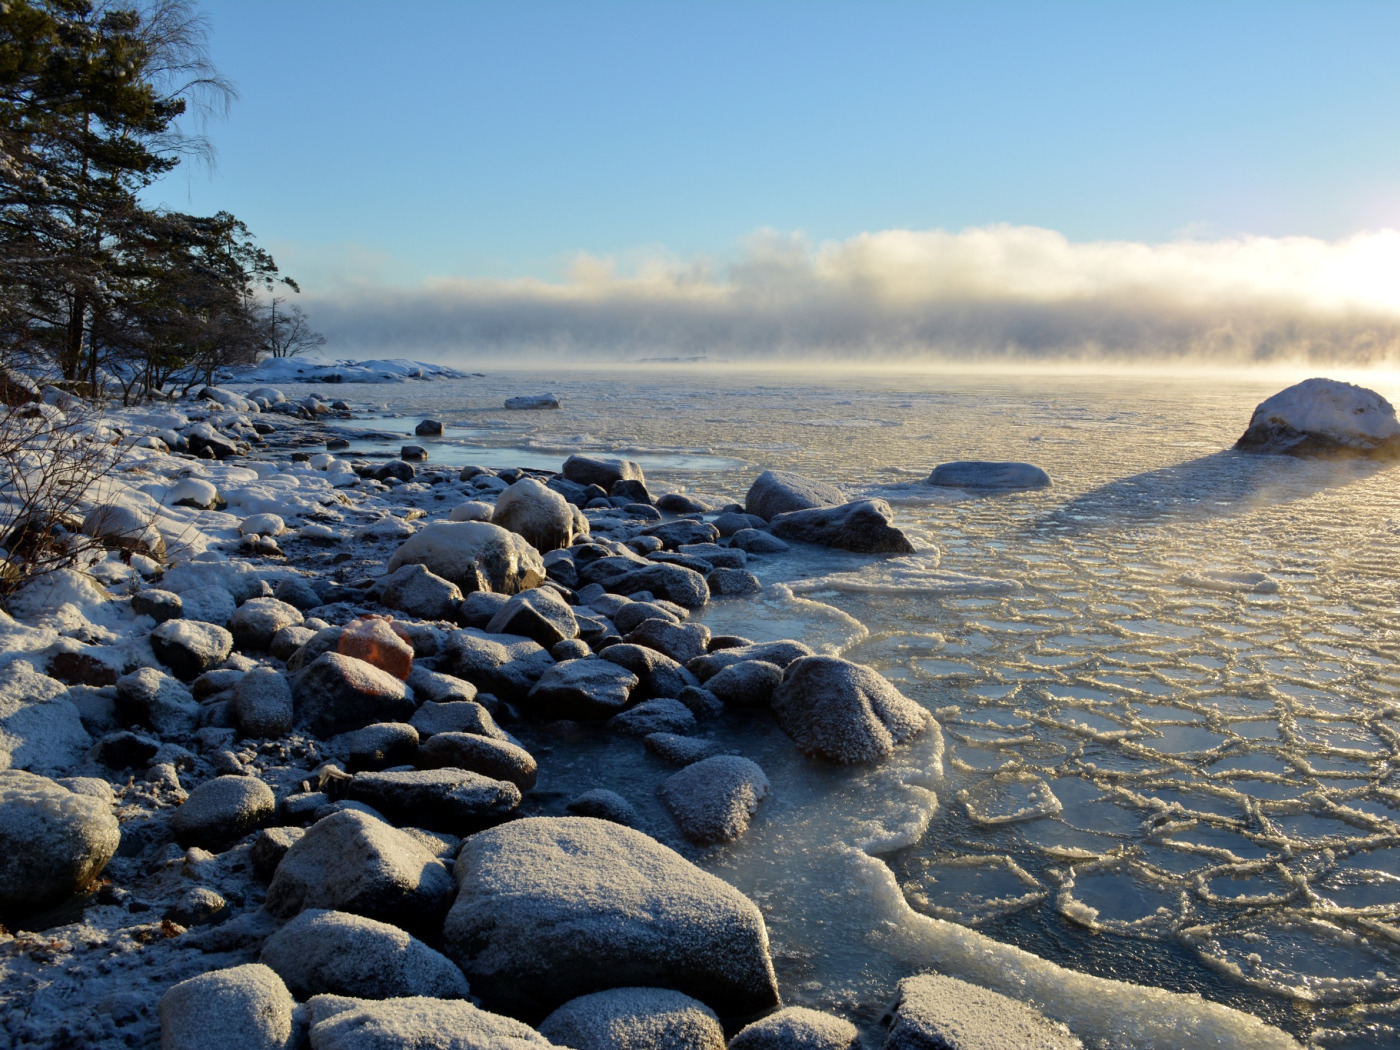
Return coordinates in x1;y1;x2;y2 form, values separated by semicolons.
345;768;520;834
292;653;414;736
539;987;725;1050
706;660;783;708
770;657;933;764
265;809;455;933
159;963;296;1050
525;658;639;720
260;908;469;1000
81;499;166;562
659;756;769;845
730;1007;860;1050
563;455;645;491
770;499;914;554
386;521;546;595
0;770;120;914
439;629;555;701
1235;377;1400;458
171;774;276;850
745;470;846;521
304;995;563;1050
441;816;780;1020
927;461;1051;490
882;973;1083;1050
150;619;234;681
493;477;582;553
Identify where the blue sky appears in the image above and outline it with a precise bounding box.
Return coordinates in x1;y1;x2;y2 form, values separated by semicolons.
156;2;1400;363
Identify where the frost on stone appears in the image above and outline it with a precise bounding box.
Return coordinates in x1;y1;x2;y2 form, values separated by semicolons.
660;755;769;845
1235;377;1400;457
538;986;724;1050
304;994;562;1050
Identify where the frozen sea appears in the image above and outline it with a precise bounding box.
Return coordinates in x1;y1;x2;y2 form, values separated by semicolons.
326;365;1400;1048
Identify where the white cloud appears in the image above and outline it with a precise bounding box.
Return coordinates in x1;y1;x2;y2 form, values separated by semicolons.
302;225;1400;364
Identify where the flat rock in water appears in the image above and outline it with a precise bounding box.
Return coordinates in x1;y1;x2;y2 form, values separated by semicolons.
442;816;780;1020
1235;377;1400;458
708;567;762;596
0;769;120;914
346;768;520;833
770;656;933;764
159;963;296;1050
505;393;561;410
729;1006;861;1050
660;755;769;845
730;528;789;554
260;908;469;1000
608;697;697;737
644;732;724;765
304;994;563;1050
770;499;915;554
265;809;454;933
386;521;546;595
745;470;847;521
883;973;1083;1050
539;987;725;1050
927;461;1051;490
171;774;276;851
526;658;639;720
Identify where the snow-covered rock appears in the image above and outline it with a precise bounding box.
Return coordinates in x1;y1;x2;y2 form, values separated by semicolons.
770;656;934;764
504;393;561;410
81;499;166;561
229;597;304;651
114;666;201;735
170;774;276;851
386;521;546;595
239;512;286;537
927;460;1052;490
150;619;234;681
0;769;120;912
730;1007;860;1050
448;500;494;522
159;964;296;1050
265;809;455;932
0;669;90;774
883;973;1083;1050
745;470;847;521
493;477;581;553
660;755;769;845
168;477;223;509
441;816;780;1018
1235;377;1400;457
608;697;697;737
303;994;562;1050
260;908;470;1000
539;987;725;1050
706;660;783;708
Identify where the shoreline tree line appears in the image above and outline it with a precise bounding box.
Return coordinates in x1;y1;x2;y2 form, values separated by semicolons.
0;0;321;402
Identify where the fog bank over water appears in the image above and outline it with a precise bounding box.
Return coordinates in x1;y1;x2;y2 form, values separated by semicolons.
305;225;1400;365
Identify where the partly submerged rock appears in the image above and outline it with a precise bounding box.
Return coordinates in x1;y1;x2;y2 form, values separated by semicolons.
745;470;847;521
1235;377;1400;458
260;908;469;1000
770;500;915;554
539;987;725;1050
442;816;780;1019
660;755;769;845
927;460;1051;490
505;393;561;410
386;521;546;595
882;973;1083;1050
563;454;646;491
770;656;933;764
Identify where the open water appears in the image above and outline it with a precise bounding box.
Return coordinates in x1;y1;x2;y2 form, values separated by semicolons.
327;366;1400;1048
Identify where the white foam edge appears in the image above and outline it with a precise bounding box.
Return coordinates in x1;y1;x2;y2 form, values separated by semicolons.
846;845;1304;1049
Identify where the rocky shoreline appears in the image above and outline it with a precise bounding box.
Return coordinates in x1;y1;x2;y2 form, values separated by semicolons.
0;377;1326;1049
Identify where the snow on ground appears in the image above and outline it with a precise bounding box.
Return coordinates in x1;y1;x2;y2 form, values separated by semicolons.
229;355;469;385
